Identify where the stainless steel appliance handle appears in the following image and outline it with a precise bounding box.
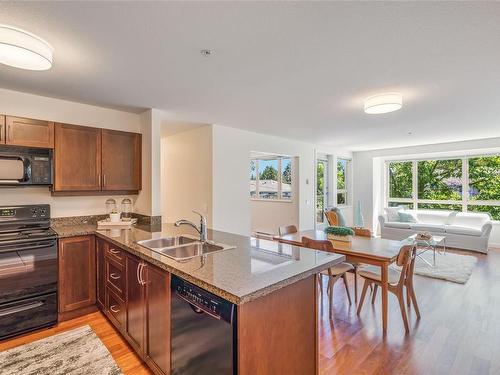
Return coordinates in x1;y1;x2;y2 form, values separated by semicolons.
0;180;20;184
110;273;121;280
0;301;44;317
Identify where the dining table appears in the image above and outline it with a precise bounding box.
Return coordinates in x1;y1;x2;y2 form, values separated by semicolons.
276;230;403;333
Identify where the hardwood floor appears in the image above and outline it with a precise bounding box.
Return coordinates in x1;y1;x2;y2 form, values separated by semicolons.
1;247;498;375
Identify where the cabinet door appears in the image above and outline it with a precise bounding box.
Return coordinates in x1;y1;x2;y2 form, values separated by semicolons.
59;236;96;312
5;116;54;148
145;265;171;375
0;115;5;144
101;129;141;191
54;123;102;191
126;254;145;355
96;238;106;310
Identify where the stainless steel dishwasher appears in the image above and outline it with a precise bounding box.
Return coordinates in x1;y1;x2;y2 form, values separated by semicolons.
171;275;237;375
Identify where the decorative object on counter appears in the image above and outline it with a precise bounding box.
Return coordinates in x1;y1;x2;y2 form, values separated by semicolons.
354;200;365;228
324;226;354;242
121;198;133;221
105;198;117;222
97;217;137;229
109;212;121;222
0;325;122;375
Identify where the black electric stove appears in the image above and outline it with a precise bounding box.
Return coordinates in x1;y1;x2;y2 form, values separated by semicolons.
0;204;58;340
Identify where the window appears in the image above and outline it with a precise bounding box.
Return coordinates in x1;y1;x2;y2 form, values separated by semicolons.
337;158;350;206
249;156;293;201
316;158;329;224
386;155;500;220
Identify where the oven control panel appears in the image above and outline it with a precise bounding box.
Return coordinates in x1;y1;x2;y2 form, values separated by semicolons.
0;209;16;217
0;205;50;220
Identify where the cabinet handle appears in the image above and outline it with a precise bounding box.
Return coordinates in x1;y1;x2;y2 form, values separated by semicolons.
140;263;147;285
109;249;120;255
136;263;142;285
7;124;12;141
110;273;121;280
98;173;101;187
110;305;119;313
103;174;106;187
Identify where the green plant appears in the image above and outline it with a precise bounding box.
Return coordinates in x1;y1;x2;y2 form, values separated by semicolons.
324;226;354;236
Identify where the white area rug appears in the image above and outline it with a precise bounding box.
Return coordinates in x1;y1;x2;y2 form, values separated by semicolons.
391;251;477;284
0;325;122;375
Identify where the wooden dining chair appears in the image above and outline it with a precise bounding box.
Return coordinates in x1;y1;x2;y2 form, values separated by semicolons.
347;228;372;303
278;224;298;237
356;242;417;333
302;237;353;317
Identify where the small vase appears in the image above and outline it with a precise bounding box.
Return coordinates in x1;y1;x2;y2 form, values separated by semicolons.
109;213;121;223
327;234;352;242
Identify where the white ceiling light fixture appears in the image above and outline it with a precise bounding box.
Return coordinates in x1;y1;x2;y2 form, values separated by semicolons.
0;25;53;70
364;92;402;114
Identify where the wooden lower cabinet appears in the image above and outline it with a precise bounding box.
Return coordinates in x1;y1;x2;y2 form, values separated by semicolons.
96;238;106;310
144;264;171;375
96;240;171;375
58;235;97;321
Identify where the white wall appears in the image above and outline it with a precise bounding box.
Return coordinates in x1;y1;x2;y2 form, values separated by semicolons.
161;125;213;226
212;125;347;236
250;157;299;235
0;88;158;218
353;137;500;246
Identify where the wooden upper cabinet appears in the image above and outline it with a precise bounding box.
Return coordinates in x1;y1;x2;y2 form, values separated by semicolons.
5;116;54;148
0;115;4;144
54;123;102;191
101;129;141;191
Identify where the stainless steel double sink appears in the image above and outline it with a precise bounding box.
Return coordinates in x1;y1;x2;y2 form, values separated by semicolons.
136;235;235;261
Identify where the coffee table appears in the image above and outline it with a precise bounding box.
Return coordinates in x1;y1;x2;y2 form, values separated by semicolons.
409;234;446;267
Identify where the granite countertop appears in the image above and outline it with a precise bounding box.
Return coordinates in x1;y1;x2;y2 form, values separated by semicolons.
52;223;345;305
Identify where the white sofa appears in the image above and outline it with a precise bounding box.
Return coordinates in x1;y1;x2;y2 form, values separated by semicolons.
378;209;492;253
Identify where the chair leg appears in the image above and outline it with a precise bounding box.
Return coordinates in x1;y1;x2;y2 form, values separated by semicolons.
353;267;358;303
357;280;370;315
341;273;352;305
398;290;410;333
409;284;421;319
371;284;378;304
318;274;323;295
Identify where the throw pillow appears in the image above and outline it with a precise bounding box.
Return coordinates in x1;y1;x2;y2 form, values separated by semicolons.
385;207;403;222
398;211;417;223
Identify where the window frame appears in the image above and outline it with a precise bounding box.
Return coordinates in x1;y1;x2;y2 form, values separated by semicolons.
385;154;500;219
336;158;351;207
250;156;294;202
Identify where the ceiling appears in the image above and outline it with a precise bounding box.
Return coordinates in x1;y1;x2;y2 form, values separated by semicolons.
1;2;500;151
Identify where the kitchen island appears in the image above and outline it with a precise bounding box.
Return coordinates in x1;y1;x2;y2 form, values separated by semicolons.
53;223;345;375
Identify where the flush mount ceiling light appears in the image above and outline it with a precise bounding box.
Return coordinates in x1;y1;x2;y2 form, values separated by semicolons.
0;25;53;70
364;92;402;114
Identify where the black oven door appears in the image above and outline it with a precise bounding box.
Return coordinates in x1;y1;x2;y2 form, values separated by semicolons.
0;239;58;339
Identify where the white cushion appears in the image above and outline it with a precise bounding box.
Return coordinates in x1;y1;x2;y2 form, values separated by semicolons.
321;262;354;276
384;221;412;229
413;210;453;225
385;207;403;222
451;212;490;228
410;223;446;233
445;225;483;236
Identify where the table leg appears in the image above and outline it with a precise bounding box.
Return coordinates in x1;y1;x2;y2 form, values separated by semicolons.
381;263;388;334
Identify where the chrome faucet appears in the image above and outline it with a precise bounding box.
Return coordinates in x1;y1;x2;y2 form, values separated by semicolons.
174;210;207;243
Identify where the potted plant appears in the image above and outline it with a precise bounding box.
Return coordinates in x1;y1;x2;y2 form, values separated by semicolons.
324;226;354;242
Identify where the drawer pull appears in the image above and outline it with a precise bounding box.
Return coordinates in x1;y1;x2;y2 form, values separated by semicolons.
110;305;120;313
110;273;121;280
109;249;120;255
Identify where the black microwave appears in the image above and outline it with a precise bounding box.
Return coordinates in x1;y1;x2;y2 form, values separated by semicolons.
0;146;53;186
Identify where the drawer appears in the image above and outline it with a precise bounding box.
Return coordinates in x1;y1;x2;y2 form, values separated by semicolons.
106;259;125;300
106;243;125;266
106;288;125;329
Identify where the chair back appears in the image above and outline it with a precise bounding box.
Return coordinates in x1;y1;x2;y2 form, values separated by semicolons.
352;227;372;237
278;224;298;236
301;236;335;253
395;242;417;286
324;210;339;226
